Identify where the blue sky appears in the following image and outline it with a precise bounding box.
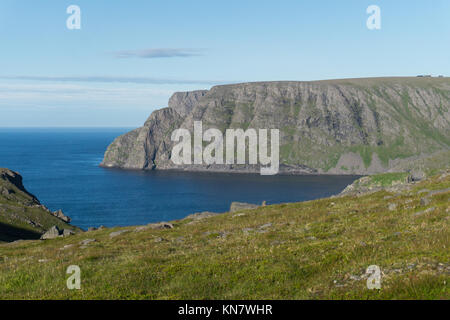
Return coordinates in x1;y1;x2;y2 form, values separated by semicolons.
0;0;449;127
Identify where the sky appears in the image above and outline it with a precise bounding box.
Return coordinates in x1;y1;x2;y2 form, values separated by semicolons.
0;0;449;127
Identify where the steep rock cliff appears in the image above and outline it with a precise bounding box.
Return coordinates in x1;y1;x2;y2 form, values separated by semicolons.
101;77;450;175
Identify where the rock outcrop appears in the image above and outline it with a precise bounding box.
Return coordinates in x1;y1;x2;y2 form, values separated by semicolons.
0;168;80;242
101;77;450;175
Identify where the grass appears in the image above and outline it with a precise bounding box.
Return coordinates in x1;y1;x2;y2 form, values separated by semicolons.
0;172;448;299
369;172;409;187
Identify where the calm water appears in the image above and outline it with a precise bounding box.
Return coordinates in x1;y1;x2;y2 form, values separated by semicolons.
0;128;358;229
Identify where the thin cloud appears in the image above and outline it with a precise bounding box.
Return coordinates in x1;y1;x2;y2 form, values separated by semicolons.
0;75;229;85
114;48;204;59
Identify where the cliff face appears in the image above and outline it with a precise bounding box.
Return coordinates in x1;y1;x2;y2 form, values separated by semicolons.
0;168;79;242
101;77;450;175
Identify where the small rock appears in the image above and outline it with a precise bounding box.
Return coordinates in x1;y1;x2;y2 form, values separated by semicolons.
218;232;229;238
388;203;397;211
147;222;174;230
79;239;96;246
420;197;431;206
349;275;361;281
134;226;149;232
233;213;246;218
60;244;74;250
414;207;436;217
230;202;259;213
428;188;450;197
87;227;97;232
259;223;272;230
109;230;130;238
185;212;218;221
410;170;426;182
62;229;75;237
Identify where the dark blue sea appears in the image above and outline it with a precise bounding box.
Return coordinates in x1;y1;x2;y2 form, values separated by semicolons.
0;128;358;229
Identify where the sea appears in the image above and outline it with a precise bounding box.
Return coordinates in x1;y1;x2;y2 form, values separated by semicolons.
0;128;359;230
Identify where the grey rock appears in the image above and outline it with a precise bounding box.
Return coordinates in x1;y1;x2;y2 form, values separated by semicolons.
428;188;450;196
60;244;75;250
409;170;426;182
230;202;259;213
41;226;61;240
414;207;436;217
79;239;96;246
134;226;148;232
62;229;75;237
233;213;246;218
109;230;130;238
147;222;174;229
51;209;71;223
388;203;398;211
420;197;431;206
87;227;97;232
259;223;273;229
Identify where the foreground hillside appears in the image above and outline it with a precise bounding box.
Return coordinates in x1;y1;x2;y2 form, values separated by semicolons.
0;169;79;242
0;171;448;299
102;77;450;175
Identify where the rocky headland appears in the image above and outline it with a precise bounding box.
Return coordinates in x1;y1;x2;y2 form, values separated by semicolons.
101;77;450;175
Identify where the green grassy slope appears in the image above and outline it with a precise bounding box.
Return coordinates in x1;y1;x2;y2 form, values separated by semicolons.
0;168;79;242
1;171;448;299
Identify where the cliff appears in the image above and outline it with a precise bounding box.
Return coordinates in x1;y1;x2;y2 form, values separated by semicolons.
101;77;450;175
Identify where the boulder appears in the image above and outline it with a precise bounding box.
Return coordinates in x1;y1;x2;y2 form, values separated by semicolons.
147;222;174;229
41;226;61;240
62;229;75;237
408;170;426;182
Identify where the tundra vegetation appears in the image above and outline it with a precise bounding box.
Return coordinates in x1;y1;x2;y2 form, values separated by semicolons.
0;170;448;299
